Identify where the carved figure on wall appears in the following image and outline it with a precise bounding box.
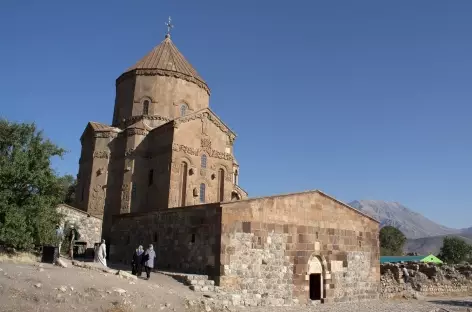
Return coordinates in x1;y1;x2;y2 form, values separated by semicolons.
171;162;180;173
121;184;130;212
91;184;105;213
93;151;109;159
125;148;135;157
201;117;208;135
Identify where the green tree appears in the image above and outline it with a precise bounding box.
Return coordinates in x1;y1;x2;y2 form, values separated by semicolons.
0;119;66;249
438;236;472;264
379;226;407;256
57;174;76;205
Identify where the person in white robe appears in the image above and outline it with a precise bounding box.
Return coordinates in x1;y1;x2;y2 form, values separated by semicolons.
97;239;107;267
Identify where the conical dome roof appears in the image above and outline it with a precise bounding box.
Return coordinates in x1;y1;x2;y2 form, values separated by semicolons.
119;35;209;94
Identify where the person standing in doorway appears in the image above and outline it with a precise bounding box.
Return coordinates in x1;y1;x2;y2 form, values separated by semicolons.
55;225;63;255
143;244;156;280
68;225;76;259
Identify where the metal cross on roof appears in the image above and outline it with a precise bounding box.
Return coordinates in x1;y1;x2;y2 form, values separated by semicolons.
165;16;174;37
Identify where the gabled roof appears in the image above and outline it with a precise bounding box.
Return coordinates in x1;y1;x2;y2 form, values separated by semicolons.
220;189;379;224
380;254;443;264
122;35;209;94
88;121;114;132
80;121;120;141
380;256;425;263
175;107;237;138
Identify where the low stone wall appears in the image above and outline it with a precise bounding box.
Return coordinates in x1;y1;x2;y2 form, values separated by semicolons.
380;262;472;298
57;204;102;248
109;204;222;276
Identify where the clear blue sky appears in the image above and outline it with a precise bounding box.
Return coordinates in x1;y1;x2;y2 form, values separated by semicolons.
1;1;470;228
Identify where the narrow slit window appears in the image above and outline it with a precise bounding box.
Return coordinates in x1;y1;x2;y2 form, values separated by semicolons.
180;162;188;206
199;183;206;203
143;100;149;115
218;168;225;201
180;104;188;116
148;169;154;186
201;154;207;168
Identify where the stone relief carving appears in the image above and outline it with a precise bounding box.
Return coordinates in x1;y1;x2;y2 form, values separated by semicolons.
228;135;235;146
90;184;105;213
171;162;180;174
225;173;233;182
125;148;135;157
93;151;110;159
172;144;199;156
121;184;130;212
94;132;118;139
201;138;212;149
125;128;148;136
200;168;207;177
174;111;235;143
201;117;209;135
172;143;233;161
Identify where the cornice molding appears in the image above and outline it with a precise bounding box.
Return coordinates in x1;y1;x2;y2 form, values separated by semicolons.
116;69;210;95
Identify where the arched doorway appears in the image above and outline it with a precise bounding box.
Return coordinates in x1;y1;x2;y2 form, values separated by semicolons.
307;255;324;301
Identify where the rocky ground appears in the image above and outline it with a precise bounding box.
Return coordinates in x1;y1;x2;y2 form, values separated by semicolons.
0;257;471;312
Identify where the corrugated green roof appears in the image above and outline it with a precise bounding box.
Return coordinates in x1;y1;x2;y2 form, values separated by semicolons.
380;256;425;263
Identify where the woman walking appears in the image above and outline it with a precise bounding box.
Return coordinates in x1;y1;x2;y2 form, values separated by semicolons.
143;244;156;280
132;245;144;276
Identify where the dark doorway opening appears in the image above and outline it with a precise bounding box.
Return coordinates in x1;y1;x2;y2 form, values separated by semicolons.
309;273;322;300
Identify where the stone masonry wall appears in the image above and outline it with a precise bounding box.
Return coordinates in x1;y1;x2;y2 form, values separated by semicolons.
109;204;222;275
218;190;380;305
56;204;102;248
380;262;472;298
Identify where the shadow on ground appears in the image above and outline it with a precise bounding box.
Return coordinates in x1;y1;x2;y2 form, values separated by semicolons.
428;299;472;308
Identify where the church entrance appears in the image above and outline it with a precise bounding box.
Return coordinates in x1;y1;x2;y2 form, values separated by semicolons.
307;254;324;301
309;274;322;300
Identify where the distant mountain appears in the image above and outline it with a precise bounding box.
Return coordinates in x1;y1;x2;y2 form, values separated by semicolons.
461;227;472;234
348;200;460;239
405;234;472;255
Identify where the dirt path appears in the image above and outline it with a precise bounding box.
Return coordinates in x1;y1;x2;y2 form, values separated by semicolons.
0;260;471;312
0;260;203;312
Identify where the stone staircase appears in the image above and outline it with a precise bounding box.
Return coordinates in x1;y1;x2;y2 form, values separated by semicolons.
159;271;216;292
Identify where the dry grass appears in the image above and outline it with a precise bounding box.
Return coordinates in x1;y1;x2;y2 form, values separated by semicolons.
0;252;39;264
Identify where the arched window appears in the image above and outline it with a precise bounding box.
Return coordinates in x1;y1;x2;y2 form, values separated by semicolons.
143;100;149;115
180;162;188;206
199;183;206;203
218;168;225;202
231;191;241;201
180;104;188;116
201;154;207;168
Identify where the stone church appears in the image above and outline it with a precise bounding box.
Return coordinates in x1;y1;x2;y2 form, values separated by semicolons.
74;30;380;305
